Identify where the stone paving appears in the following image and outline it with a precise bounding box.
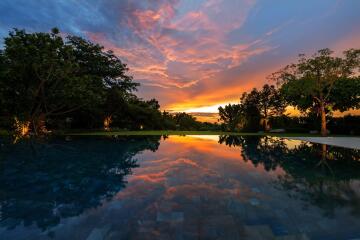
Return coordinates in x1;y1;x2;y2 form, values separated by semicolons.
285;137;360;150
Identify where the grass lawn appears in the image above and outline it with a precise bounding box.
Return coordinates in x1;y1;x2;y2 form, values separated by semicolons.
0;129;9;136
64;130;324;137
2;129;354;137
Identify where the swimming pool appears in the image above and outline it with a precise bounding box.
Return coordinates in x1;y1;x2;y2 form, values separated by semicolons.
1;135;359;239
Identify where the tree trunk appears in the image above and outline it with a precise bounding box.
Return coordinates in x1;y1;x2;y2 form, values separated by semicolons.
320;102;327;137
321;144;327;161
31;113;47;136
263;118;270;132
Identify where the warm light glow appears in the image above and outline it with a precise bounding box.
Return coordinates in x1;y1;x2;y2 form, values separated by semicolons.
14;117;30;136
116;135;286;202
184;103;236;113
13;117;30;143
284;106;300;116
1;1;359;117
186;135;219;142
189;112;219;123
284;106;360;117
103;116;112;131
172;105;360;123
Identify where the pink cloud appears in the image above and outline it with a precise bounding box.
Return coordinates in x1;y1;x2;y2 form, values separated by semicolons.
85;0;280;109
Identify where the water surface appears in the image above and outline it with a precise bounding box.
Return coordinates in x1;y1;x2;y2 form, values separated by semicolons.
0;135;360;239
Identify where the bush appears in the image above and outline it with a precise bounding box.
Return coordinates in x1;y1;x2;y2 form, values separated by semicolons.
328;115;360;135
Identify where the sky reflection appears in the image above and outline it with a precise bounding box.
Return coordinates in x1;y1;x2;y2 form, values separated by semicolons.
1;135;360;239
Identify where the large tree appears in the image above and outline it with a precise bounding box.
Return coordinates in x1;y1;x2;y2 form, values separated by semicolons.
218;104;243;132
270;48;360;136
241;84;285;131
0;28;137;135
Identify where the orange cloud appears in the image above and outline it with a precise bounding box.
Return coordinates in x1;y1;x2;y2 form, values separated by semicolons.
85;0;359;117
115;135;285;206
87;0;273;98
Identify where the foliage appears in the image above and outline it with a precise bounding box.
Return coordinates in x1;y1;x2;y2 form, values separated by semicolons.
0;28;220;134
0;136;161;230
218;104;243;131
328;115;360;135
218;84;284;132
219;135;360;216
173;112;201;130
270;48;360;136
241;84;285;131
330;77;360;111
1;29;359;134
0;28;138;134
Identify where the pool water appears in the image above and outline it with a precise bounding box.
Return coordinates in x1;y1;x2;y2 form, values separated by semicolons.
0;135;360;240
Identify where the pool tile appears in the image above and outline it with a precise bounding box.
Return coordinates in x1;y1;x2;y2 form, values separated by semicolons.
249;198;260;206
243;225;275;240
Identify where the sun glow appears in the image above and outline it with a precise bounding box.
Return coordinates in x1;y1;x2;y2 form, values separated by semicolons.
184;104;228;113
168;103;360;124
168;102;237;114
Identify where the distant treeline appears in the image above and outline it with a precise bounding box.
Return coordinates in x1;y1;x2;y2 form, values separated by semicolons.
217;113;360;135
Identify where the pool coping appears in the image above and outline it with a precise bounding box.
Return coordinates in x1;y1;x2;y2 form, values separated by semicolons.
284;137;360;150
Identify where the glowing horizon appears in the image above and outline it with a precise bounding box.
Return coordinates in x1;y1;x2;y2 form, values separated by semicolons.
1;0;359;117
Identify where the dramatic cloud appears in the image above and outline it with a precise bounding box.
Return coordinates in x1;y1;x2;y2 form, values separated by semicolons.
1;0;359;115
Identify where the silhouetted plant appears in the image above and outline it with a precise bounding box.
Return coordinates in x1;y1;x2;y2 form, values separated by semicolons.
219;135;360;216
0;136;161;230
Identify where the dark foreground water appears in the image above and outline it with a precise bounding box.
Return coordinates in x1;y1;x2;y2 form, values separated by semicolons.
0;135;360;240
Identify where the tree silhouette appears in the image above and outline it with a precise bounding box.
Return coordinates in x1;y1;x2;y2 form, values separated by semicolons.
240;84;285;131
0;136;161;230
270;48;360;136
219;135;360;216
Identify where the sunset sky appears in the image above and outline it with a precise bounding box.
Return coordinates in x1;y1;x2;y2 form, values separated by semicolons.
1;0;360;118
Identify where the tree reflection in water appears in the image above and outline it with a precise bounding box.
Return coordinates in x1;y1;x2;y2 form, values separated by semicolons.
0;136;161;231
219;135;360;217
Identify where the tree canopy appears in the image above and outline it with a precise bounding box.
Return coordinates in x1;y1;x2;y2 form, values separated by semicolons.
0;28;137;134
1;29;359;135
240;84;285;131
0;28;214;135
270;48;360;136
218;104;243;131
218;84;285;132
